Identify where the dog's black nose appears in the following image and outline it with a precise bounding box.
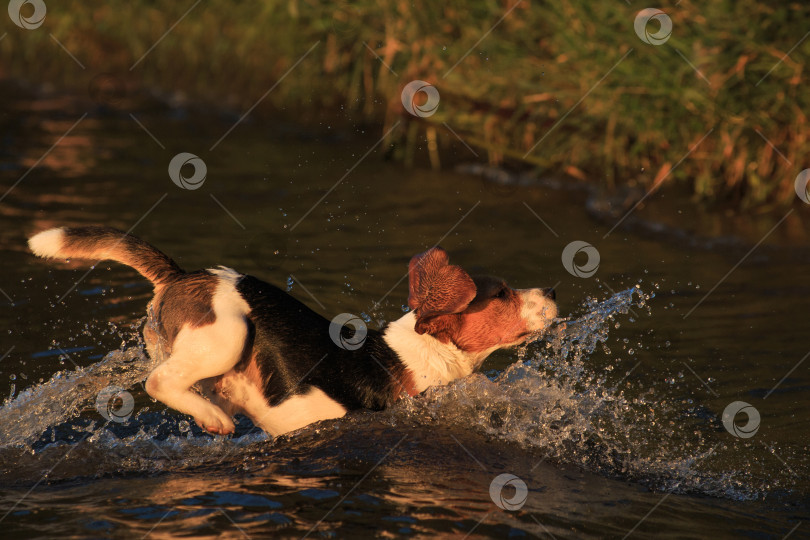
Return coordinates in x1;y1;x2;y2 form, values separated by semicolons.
543;288;556;300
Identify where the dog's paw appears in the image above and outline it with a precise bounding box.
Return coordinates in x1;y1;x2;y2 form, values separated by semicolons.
195;413;235;435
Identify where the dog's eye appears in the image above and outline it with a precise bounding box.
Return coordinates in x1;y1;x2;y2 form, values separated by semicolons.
495;287;508;299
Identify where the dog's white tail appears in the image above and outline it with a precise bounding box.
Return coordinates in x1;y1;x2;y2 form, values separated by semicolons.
29;226;183;286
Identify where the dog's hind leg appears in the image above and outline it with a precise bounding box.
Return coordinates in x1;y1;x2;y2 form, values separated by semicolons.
145;314;247;435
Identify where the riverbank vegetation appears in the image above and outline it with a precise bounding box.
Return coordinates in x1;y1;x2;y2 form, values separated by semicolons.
1;0;808;210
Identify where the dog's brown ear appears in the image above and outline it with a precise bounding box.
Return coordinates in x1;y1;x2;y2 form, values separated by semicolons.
413;313;456;337
408;247;476;322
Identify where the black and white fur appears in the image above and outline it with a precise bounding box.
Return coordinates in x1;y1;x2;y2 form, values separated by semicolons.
29;227;558;436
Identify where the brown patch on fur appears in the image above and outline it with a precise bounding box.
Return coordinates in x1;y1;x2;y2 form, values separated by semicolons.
151;272;218;348
391;365;420;398
452;287;529;353
412;275;533;353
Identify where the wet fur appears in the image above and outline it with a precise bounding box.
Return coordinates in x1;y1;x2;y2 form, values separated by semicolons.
28;226;558;437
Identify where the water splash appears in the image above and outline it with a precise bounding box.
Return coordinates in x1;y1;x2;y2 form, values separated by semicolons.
0;321;157;449
385;286;755;498
0;287;782;500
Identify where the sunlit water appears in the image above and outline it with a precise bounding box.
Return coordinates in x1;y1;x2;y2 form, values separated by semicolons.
0;85;807;538
0;286;803;537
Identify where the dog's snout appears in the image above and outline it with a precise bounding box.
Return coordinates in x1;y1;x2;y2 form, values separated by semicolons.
543;287;556;300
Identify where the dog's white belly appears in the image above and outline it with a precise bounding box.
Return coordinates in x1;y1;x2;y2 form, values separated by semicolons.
217;374;348;436
259;388;348;436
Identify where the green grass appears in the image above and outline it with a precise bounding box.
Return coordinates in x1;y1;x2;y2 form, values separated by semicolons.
2;0;808;210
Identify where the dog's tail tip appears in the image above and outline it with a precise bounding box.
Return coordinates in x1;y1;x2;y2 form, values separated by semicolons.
28;226;184;286
28;227;67;259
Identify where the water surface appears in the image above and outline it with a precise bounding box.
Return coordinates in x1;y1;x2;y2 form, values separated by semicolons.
0;86;807;538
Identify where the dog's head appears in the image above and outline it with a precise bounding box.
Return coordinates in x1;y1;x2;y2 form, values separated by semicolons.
407;247;558;360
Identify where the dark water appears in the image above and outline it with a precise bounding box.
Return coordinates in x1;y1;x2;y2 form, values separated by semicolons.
0;85;808;538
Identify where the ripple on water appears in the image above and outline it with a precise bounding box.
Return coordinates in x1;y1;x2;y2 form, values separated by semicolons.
0;287;797;503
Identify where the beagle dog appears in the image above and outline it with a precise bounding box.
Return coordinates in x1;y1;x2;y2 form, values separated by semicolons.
29;227;557;436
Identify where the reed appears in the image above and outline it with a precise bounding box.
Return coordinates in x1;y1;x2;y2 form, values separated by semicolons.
1;0;807;209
